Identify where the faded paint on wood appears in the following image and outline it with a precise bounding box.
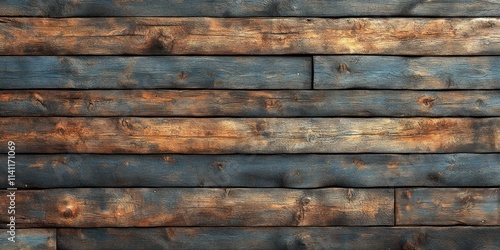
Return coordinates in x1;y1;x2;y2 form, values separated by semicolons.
396;188;499;225
1;18;499;55
57;227;500;250
4;154;498;188
1;0;499;17
0;118;497;153
0;229;56;250
314;56;500;90
0;188;394;227
0;56;311;89
1;90;498;117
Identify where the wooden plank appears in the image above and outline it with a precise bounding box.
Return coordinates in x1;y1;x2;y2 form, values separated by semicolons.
0;188;394;227
0;229;56;250
3;154;498;188
0;56;311;89
1;118;497;154
314;56;500;90
56;227;500;250
1;90;499;117
396;188;499;225
1;18;499;55
1;0;499;17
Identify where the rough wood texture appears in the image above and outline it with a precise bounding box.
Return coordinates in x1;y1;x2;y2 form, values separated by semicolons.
57;227;500;250
0;229;56;250
0;56;311;89
3;154;498;188
2;90;499;117
1;0;499;17
1;18;499;55
396;188;499;225
0;188;394;227
0;118;497;153
314;56;500;90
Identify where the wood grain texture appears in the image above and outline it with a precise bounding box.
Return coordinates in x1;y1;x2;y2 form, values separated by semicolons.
0;229;56;250
1;0;499;17
0;118;497;153
314;56;500;90
396;188;499;225
0;188;394;227
1;90;498;117
57;227;500;250
1;18;500;55
0;56;311;89
4;154;498;188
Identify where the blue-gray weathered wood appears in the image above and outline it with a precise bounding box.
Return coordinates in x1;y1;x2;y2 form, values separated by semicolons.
314;56;500;89
0;56;310;89
0;229;56;250
1;0;499;17
2;154;498;188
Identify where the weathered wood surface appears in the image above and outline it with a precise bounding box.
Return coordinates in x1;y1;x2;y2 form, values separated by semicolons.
396;188;499;225
57;227;500;250
0;229;56;250
0;188;394;227
314;56;500;90
1;118;497;153
1;18;500;55
3;154;498;188
0;56;311;89
1;0;499;17
2;90;499;117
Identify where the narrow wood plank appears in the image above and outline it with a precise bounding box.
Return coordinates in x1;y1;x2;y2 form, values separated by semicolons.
1;118;497;153
0;229;56;250
1;90;498;117
1;18;499;55
0;56;311;89
1;0;499;17
3;154;498;188
0;188;394;227
57;227;500;250
396;188;499;225
314;56;500;90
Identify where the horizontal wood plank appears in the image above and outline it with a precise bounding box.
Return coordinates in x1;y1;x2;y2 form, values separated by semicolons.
1;90;498;117
396;188;499;225
314;56;500;90
0;188;394;227
3;154;498;188
0;56;310;89
1;118;498;153
57;227;500;250
1;18;499;55
0;229;56;250
1;0;499;17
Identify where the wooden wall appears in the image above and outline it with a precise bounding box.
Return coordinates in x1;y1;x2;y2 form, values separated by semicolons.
0;1;499;249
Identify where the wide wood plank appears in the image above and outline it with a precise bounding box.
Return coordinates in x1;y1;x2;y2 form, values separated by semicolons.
1;18;499;55
1;0;499;17
1;90;498;117
1;118;497;153
396;188;499;225
0;56;310;89
0;229;56;250
3;154;498;188
0;188;394;227
314;56;500;90
57;227;500;250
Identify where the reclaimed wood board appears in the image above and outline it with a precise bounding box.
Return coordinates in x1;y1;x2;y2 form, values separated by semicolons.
0;56;311;89
0;229;56;250
1;18;500;55
3;154;498;188
0;188;394;227
396;188;499;225
57;227;500;250
1;118;497;154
